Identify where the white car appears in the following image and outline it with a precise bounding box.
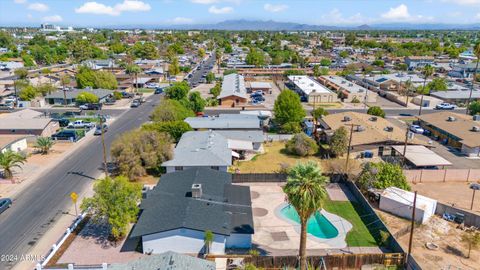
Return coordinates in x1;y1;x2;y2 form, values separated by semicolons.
410;125;424;134
68;120;95;129
436;103;455;110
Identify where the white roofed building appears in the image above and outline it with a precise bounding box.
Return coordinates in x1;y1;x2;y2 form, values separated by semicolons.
287;75;337;103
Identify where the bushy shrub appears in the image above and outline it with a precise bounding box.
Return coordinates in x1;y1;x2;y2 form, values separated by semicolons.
285;133;319;156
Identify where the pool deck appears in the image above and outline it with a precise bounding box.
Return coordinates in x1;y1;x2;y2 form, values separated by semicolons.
245;183;355;253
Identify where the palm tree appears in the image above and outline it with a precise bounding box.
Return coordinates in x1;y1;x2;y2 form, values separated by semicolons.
215;48;223;74
35;137;54;155
418;64;434;116
60;74;71;106
204;230;214;255
0;150;26;179
466;42;480;115
126;64;141;93
403;79;413;108
283;162;329;270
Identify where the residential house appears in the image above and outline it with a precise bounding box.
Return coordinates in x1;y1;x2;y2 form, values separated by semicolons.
246;81;272;94
44;88;112;105
107;252;215;270
318;112;425;157
404;56;434;70
184;114;262;131
288;75;337;103
130;168;254;254
162;130;264;173
218;74;248;107
362;73;427;92
318;75;377;103
418;112;480;157
0;135;29;153
82;59;116;70
430;90;480;104
0;109;58;136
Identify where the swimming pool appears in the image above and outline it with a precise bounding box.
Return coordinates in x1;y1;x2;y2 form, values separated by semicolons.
279;205;339;239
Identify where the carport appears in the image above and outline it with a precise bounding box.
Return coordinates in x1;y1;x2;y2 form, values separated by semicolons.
392;145;452;168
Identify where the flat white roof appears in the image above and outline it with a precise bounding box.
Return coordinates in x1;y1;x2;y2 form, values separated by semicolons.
382;187;437;211
322;75;370;94
392;145;452;167
288;75;333;95
248;82;272;89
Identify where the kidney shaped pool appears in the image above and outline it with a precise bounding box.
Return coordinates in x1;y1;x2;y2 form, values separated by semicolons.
279;205;339;239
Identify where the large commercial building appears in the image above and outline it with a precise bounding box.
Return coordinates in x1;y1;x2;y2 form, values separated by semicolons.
288;75;337;103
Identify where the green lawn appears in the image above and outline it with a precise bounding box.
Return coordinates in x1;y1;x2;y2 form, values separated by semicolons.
137;88;154;93
323;199;381;247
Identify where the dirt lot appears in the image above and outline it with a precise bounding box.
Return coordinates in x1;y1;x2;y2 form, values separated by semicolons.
411;182;480;214
379;210;480;270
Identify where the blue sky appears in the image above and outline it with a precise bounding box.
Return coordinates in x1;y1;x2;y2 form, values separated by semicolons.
1;0;480;27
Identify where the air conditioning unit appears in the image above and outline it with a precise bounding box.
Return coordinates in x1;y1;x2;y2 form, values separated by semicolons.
344;116;351;122
447;116;456;122
356;125;366;132
473;115;480;121
472;126;480;132
192;184;202;198
384;126;394;132
370;116;377;122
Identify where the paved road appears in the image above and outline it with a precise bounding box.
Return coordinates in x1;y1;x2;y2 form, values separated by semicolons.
187;53;216;87
0;94;162;269
204;107;467;116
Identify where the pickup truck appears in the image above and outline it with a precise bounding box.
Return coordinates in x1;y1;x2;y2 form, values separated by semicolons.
67;120;95;129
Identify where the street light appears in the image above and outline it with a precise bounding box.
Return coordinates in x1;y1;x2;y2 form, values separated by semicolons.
470;183;480;210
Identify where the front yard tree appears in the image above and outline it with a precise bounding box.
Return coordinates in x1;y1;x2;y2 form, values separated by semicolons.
285;133;319;157
468;101;480;115
329;126;349;157
165;81;190;101
357;162;410;191
188;91;206;113
209;83;221;98
81;176;142;240
367;106;386;118
150;99;194;122
169;57;180;76
76;91;99;104
142;121;192;142
283;162;328;270
110;130;172;179
206;72;215;83
461;230;480;259
0;150;26;179
274;89;306;127
35;137;54;155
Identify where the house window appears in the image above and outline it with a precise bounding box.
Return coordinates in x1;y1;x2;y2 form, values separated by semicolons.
211;166;219;171
174;166;183;171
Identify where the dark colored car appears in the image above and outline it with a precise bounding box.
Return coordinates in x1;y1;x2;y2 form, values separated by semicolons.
94;124;108;135
51;130;79;141
0;198;13;214
154;87;164;94
57;118;70;127
62;111;81;118
121;91;135;98
80;103;103;110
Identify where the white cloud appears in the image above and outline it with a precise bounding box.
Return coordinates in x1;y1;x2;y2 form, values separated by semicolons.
170;17;194;24
264;3;288;13
381;4;410;20
28;2;49;12
42;14;63;22
191;0;219;4
442;0;480;5
14;0;27;4
75;0;151;16
208;5;233;14
318;9;369;25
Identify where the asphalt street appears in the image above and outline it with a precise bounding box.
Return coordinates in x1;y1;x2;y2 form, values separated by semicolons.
0;94;162;269
187;53;215;87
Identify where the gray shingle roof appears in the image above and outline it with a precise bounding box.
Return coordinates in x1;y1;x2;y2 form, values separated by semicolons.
108;251;215;270
44;88;113;100
218;73;247;99
184;114;261;130
431;90;480;100
130;168;253;238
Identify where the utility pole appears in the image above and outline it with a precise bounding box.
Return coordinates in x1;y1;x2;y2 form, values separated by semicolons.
402;124;411;167
100;116;108;178
407;191;418;264
345;123;360;173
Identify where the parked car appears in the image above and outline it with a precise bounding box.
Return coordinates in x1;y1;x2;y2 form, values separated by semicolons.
79;103;102;110
409;125;425;134
121;91;135;98
154;87;164;94
104;98;116;105
56;118;70;127
436;103;455;110
68;120;95;129
0;103;14;110
62;111;81;118
130;100;140;108
0;198;12;214
94;124;108;135
51;130;79;141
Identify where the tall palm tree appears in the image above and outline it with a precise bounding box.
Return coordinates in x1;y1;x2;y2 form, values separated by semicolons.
35;137;54;155
404;79;413;108
466;42;480;115
283;162;329;270
126;64;141;93
0;150;26;179
418;64;434;116
215;48;223;74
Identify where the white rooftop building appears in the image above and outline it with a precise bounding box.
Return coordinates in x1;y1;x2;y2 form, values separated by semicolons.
288;75;337;103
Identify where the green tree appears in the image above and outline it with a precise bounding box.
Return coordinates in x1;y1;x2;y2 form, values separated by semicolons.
150;99;194;122
36;83;55;96
132;41;158;59
467;42;480;114
81;176;142;240
169;57;180;76
283;162;328;270
357;162;410;191
205;72;215;83
142;121;192;142
19;85;38;101
468;101;480;115
76;91;99;104
165;81;190;100
14;68;29;80
209;83;221;98
76;67;118;90
0;150;26;179
345;32;356;46
126;64;141;92
418;64;435;115
245;48;265;67
204;230;214;255
426;77;448;91
372;59;385;67
312;65;321;77
311;107;329;120
285;133;319;157
339;51;349;58
198;48;206;59
367;106;386;118
223;69;237;76
461;230;480;259
283;70;305;76
329;126;349;157
320;58;331;66
273;90;306;126
188;91;206;113
110;130;172;179
35;137;54;155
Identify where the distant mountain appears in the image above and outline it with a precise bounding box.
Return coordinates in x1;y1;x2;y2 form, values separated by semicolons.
167;20;342;31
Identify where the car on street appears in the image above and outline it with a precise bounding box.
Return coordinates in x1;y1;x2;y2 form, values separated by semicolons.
409;125;425;134
93;124;108;135
435;103;456;110
121;91;135;98
79;103;102;110
51;130;80;141
0;103;14;110
62;111;81;118
54;118;70;127
0;198;12;214
154;87;164;94
68;120;95;129
130;100;140;108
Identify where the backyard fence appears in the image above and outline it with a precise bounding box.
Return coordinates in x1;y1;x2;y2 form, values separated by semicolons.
240;253;405;270
232;173;287;183
404;169;480;183
435;202;480;228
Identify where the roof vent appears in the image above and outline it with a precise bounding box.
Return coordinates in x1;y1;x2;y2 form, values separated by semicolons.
344;116;351;122
473;115;480;121
384;126;394;132
447;116;456;122
356;125;365;132
192;184;202;199
472;126;480;132
369;116;377;122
